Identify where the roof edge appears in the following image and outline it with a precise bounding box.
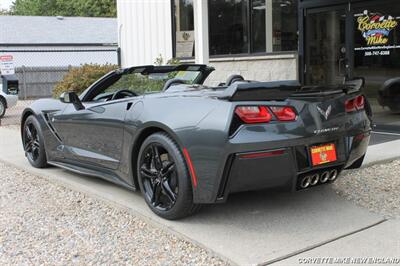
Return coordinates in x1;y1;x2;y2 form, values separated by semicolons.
0;43;118;47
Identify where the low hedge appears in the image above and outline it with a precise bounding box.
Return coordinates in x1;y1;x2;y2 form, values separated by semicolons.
52;64;118;98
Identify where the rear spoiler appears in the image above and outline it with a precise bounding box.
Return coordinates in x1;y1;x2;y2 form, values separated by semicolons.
218;80;363;101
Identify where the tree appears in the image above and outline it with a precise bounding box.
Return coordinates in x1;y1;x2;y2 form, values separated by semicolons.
10;0;116;17
0;9;11;15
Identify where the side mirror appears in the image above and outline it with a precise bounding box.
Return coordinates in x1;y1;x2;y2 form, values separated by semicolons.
60;92;85;110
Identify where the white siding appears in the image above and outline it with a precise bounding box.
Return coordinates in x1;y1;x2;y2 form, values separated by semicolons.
117;0;173;67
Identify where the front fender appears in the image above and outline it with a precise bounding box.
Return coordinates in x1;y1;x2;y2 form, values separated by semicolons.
21;99;67;160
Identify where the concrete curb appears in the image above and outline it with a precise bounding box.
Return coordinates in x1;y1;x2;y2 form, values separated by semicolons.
264;219;388;265
362;139;400;168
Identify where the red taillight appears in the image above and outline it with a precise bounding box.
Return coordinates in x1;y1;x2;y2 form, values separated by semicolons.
345;95;365;113
235;106;272;124
269;106;297;121
355;95;365;109
345;99;356;112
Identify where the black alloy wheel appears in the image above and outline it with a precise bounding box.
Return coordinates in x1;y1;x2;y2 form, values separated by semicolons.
137;132;200;220
140;143;178;211
23;116;47;168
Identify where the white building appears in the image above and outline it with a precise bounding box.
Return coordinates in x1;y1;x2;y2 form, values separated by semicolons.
117;0;298;86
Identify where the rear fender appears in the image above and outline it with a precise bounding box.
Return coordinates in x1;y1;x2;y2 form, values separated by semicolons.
126;99;233;203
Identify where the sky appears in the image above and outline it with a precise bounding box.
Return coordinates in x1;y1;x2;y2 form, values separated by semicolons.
0;0;13;10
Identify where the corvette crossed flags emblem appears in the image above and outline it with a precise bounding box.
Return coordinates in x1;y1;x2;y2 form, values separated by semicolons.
317;105;332;120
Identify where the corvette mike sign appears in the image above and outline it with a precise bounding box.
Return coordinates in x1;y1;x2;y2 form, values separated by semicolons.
0;54;15;75
357;12;398;46
355;10;400;57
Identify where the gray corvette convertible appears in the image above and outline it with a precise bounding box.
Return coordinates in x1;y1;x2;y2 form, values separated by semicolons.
21;64;371;219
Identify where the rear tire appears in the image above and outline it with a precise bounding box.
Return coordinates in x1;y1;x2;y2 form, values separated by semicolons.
0;97;6;118
23;115;48;168
137;132;200;220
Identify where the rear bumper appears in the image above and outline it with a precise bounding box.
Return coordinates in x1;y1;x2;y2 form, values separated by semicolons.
3;94;18;108
215;132;370;202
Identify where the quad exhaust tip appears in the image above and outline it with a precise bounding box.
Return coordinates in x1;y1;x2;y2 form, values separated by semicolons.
310;174;319;186
300;176;312;189
320;171;330;183
300;169;340;189
329;169;339;181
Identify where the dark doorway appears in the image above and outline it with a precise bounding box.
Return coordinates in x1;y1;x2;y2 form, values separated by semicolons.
300;0;400;132
304;6;349;85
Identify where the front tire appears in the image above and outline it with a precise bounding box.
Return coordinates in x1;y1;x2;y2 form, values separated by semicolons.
0;98;6;118
137;132;200;220
23;116;48;168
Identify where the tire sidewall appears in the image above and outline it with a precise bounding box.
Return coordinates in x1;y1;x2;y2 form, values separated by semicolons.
0;98;6;118
137;133;194;219
23;116;47;168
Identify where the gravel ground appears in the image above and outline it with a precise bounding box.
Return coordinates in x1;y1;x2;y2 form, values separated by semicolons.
334;160;400;219
0;162;228;265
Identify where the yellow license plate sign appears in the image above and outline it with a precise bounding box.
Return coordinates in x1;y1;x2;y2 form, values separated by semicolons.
310;143;337;166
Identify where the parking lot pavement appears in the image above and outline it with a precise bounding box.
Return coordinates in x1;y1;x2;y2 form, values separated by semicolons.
273;219;400;266
0;100;33;127
370;131;400;146
0;127;393;265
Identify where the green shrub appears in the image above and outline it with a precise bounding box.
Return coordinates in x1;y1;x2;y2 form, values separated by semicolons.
52;64;118;98
53;57;181;99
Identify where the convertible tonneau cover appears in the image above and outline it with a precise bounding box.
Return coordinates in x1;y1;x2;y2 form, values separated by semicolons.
121;64;214;74
218;80;363;102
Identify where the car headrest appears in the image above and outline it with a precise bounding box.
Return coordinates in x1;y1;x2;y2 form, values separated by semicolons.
162;78;186;92
226;75;245;86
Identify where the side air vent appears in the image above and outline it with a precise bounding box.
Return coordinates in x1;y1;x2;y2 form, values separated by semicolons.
43;113;63;142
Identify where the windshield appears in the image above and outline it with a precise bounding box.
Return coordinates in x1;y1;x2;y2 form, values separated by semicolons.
88;70;203;102
107;70;202;95
83;64;214;102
